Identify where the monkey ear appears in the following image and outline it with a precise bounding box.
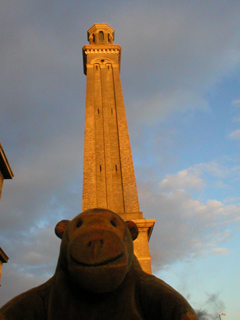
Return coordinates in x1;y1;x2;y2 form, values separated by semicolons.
125;221;138;241
55;220;70;239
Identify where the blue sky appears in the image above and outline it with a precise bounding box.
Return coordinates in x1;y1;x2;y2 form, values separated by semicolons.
0;1;240;319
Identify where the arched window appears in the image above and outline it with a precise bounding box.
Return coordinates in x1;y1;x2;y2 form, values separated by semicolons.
99;31;104;42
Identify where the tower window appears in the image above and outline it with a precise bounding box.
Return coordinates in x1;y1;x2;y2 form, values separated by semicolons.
98;108;100;114
99;31;104;42
93;34;95;42
100;165;102;172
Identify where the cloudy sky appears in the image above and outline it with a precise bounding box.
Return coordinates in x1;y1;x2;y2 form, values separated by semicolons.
0;1;240;319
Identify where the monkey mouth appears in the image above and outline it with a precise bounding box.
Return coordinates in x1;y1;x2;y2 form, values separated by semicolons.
71;252;124;267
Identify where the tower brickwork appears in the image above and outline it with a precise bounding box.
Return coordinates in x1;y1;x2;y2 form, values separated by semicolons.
82;24;155;274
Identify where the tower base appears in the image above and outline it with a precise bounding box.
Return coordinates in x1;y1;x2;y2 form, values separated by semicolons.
132;219;155;274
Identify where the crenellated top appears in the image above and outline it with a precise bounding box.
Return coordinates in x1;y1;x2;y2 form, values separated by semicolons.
87;24;114;45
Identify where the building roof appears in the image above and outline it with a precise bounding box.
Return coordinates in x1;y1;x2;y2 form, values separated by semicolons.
0;247;9;263
0;143;14;179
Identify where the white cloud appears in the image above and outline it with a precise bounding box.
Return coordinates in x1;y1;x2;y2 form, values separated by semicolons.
231;99;240;107
159;168;203;192
24;252;47;265
140;182;239;267
112;1;240;127
229;100;240;139
198;162;230;179
128;90;209;126
234;116;240;123
138;161;240;271
228;129;240;140
210;248;228;255
158;160;240;195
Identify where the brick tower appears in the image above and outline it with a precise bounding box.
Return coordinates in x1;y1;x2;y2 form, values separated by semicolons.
82;24;155;273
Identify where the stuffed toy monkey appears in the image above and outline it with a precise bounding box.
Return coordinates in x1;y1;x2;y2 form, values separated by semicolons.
0;208;198;320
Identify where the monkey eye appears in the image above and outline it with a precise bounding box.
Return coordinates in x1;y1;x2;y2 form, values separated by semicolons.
110;220;116;227
76;220;83;228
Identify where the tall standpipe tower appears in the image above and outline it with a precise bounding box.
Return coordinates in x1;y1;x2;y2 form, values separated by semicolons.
82;24;155;274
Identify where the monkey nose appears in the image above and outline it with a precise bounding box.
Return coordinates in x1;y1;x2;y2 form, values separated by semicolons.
88;239;104;248
87;239;104;259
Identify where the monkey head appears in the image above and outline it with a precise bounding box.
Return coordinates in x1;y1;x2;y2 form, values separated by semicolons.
55;208;138;294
